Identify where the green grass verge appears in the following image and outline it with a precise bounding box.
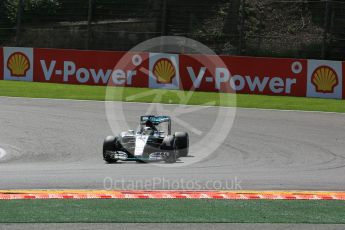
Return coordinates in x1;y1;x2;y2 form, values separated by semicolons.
0;199;345;223
1;80;345;113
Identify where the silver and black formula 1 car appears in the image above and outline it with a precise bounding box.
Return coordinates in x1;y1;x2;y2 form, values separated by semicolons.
103;115;189;163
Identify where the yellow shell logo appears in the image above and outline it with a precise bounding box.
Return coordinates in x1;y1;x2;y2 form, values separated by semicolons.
7;52;30;77
153;58;176;84
311;66;338;93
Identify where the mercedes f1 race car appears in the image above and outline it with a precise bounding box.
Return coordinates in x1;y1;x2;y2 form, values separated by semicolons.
103;115;189;163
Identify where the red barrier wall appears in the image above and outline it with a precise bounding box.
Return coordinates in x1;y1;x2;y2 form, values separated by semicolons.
0;47;3;80
179;54;307;96
0;47;343;99
34;48;149;88
343;62;345;99
32;48;308;97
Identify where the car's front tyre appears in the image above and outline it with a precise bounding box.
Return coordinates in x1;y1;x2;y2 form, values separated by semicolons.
161;135;177;163
103;136;118;164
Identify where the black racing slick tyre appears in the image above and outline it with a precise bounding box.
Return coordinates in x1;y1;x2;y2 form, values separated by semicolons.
103;136;118;163
161;135;177;164
174;132;189;157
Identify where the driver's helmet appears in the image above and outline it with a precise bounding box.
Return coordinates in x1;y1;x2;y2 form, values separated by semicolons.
143;127;153;135
145;120;154;128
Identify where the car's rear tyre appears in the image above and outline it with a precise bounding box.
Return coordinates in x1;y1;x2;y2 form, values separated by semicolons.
161;135;177;163
103;136;118;164
174;132;189;157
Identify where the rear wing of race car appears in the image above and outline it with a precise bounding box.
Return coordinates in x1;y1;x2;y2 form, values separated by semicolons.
140;115;171;134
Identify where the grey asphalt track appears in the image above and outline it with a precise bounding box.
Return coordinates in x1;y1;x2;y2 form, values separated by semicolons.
0;97;345;190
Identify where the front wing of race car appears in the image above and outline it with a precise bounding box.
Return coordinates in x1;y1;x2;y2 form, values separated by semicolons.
104;150;173;162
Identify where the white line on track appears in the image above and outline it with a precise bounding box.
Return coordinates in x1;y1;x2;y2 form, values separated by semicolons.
0;96;344;115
